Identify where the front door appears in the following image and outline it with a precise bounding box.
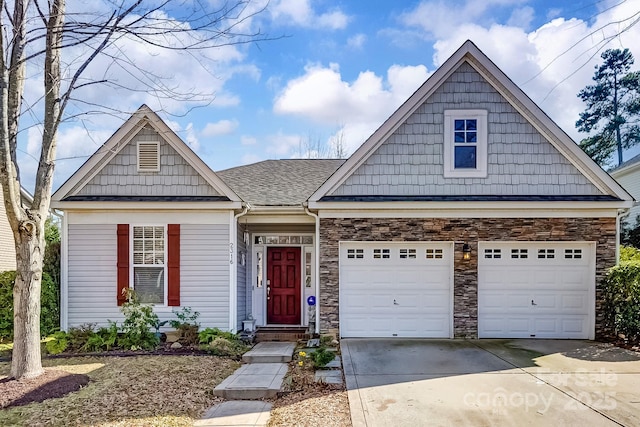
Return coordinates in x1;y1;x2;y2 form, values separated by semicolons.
267;247;301;324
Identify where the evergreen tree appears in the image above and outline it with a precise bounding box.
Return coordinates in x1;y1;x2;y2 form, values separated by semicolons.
576;49;640;167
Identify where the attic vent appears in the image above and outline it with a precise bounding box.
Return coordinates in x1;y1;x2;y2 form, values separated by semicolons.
137;141;160;172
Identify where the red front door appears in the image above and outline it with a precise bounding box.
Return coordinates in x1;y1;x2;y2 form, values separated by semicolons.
267;247;301;325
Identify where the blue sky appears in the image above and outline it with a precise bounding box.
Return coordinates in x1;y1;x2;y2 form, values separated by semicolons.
17;0;640;192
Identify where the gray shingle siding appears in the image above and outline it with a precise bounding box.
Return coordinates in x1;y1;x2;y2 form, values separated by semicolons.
75;125;221;197
330;62;602;197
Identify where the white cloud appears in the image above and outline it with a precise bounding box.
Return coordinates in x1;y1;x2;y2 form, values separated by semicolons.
202;119;239;137
241;135;257;145
273;63;429;154
347;33;367;50
400;0;526;39
269;0;350;30
266;131;303;156
507;6;534;28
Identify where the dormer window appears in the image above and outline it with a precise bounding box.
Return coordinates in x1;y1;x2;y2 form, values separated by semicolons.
137;141;160;172
443;110;487;178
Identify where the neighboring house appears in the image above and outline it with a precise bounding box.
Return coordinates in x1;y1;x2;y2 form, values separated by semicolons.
52;40;634;340
611;153;640;228
0;187;33;272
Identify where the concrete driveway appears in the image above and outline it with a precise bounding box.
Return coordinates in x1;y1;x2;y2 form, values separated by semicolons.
342;339;640;427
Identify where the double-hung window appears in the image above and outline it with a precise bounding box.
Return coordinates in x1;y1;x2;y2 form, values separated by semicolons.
132;226;165;304
443;110;488;178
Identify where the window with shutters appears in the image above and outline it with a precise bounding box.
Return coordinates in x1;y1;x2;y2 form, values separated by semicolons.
132;226;165;304
137;141;160;172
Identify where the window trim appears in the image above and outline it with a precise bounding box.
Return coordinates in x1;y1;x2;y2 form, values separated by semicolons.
443;109;488;178
130;224;167;305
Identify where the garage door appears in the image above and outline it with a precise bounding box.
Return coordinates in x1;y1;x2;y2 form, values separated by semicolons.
478;242;595;339
340;242;453;338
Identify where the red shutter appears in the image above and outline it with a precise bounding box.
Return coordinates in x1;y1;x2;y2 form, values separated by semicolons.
167;224;180;306
116;224;130;306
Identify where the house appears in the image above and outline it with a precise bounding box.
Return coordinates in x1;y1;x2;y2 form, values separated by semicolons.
0;187;34;272
52;40;634;340
611;153;640;228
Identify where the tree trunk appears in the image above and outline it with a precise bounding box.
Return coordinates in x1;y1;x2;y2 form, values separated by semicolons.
10;226;45;379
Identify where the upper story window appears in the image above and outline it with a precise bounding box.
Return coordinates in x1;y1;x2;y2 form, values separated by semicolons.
137;141;160;172
443;110;488;178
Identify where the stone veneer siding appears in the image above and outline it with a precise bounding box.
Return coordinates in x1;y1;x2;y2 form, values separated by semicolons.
319;217;616;339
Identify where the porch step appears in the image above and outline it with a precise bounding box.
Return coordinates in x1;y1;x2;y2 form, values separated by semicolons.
255;326;309;343
242;341;296;363
213;363;288;400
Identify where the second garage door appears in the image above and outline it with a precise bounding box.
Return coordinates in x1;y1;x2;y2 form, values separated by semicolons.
340;242;453;338
478;241;595;339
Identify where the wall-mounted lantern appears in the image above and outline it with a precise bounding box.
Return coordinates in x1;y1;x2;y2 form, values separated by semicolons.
462;243;471;261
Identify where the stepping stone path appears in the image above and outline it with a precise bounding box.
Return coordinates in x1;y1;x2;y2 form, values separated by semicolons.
314;355;344;385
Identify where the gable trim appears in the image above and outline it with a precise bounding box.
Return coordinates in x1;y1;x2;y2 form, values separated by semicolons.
309;40;633;203
52;105;241;203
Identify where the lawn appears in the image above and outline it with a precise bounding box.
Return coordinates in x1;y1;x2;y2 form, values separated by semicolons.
0;355;239;427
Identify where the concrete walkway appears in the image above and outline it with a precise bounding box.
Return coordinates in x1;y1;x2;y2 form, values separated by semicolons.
343;339;640;427
200;342;296;426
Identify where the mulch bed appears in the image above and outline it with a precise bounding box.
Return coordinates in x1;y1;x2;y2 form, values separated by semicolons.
0;369;90;409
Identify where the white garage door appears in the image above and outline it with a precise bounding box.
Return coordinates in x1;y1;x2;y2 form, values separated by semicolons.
478;242;595;339
340;242;453;338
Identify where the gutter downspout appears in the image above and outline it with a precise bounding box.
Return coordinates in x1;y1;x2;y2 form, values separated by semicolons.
230;203;250;333
617;208;631;264
304;203;320;335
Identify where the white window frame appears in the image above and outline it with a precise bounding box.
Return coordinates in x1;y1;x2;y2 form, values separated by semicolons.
137;141;160;172
130;224;167;306
443;110;488;178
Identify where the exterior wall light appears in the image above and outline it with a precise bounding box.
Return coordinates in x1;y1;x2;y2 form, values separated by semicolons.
462;243;471;260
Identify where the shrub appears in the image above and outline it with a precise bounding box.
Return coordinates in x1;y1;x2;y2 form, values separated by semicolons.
201;337;250;358
66;323;98;352
622;215;640;249
0;270;59;340
309;346;336;368
602;261;640;341
118;289;159;350
199;327;238;344
0;271;15;341
45;331;69;354
621;245;640;262
86;322;119;352
170;306;200;345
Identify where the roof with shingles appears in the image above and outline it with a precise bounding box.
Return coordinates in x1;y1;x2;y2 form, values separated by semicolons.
610;152;640;173
217;159;345;206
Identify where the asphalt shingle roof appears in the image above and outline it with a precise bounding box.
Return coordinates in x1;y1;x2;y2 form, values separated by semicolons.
611;152;640;172
217;159;345;206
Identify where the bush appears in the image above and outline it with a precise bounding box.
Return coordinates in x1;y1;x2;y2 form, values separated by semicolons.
622;215;640;249
621;245;640;262
66;323;98;352
86;322;119;352
0;270;58;341
170;307;200;345
118;289;159;350
45;331;69;354
310;346;336;368
199;327;238;344
201;337;250;358
602;261;640;341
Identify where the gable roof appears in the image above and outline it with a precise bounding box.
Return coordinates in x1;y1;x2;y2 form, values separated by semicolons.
610;152;640;177
217;159;344;206
52;105;241;204
309;40;633;205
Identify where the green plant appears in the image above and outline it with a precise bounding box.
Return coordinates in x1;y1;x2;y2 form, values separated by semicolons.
200;337;250;358
66;323;97;352
170;306;200;345
118;289;159;350
602;261;640;341
621;245;640;262
0;270;58;340
45;331;69;354
199;327;238;344
0;270;15;341
310;347;336;368
86;322;119;352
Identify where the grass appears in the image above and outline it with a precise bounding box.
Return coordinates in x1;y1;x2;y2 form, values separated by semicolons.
0;355;240;427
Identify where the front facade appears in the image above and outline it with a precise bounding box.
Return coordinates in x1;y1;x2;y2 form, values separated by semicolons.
54;41;633;339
